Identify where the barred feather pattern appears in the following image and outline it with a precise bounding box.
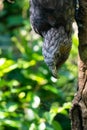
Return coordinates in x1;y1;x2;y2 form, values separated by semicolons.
42;27;72;77
30;0;75;77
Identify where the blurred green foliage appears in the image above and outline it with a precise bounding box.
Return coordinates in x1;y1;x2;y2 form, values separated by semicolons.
0;0;78;130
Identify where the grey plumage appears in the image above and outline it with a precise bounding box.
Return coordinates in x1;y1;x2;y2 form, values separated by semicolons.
42;27;72;77
30;0;75;77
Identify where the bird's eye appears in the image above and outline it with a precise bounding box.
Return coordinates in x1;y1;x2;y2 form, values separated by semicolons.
55;52;60;59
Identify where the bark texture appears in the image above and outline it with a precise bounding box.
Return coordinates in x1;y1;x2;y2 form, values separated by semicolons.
70;0;87;130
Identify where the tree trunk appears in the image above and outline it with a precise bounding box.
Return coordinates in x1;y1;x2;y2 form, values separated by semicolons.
70;0;87;130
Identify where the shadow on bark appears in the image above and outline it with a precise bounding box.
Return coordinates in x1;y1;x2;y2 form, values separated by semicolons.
70;0;87;130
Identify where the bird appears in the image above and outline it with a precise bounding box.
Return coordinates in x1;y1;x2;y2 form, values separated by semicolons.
30;0;75;78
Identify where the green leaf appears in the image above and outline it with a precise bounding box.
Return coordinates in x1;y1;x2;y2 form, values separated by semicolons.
0;58;17;77
52;120;62;130
7;15;24;27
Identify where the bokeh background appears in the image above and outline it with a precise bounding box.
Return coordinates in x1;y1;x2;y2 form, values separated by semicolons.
0;0;78;130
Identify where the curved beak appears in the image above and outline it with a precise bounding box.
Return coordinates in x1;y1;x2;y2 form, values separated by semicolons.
49;65;58;78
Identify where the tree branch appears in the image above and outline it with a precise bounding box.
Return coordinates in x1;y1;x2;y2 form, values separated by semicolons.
70;0;87;130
